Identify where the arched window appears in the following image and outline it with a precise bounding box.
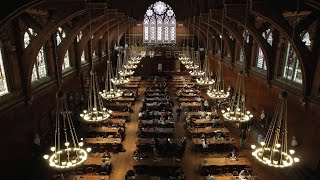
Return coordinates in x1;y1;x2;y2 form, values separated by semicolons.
81;51;86;62
282;42;302;84
301;31;311;50
143;1;176;44
243;30;250;44
62;50;70;70
256;46;267;70
31;46;47;82
24;28;37;48
0;46;8;96
77;31;82;42
262;28;273;46
239;48;244;62
56;27;66;46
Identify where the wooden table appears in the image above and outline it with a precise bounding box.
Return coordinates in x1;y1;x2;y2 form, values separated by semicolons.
66;174;109;180
200;157;251;167
140;128;175;134
85;137;122;144
180;102;202;108
179;97;199;102
189;127;229;134
134;157;180;166
211;175;257;180
193;119;213;125
185;111;218;117
113;97;135;102
108;118;126;125
88;127;120;133
192;138;236;145
136;138;176;145
111;111;130;117
180;93;200;97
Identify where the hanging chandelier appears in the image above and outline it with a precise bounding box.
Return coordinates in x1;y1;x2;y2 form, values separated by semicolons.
100;60;123;99
119;48;135;76
80;70;112;121
251;91;300;167
188;50;204;76
43;91;91;168
207;61;230;99
112;52;130;85
221;71;253;122
196;54;215;86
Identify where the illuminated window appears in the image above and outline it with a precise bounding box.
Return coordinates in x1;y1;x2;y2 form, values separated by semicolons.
301;31;311;50
256;46;267;70
243;30;250;44
62;50;70;70
0;46;8;96
56;27;66;46
282;42;302;84
143;1;176;44
77;31;82;42
81;51;85;62
24;28;37;48
262;28;273;46
239;48;244;62
31;46;47;82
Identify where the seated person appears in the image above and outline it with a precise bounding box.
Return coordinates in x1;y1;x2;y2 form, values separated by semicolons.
205;174;214;180
200;133;206;140
239;169;251;179
229;148;237;159
103;150;111;158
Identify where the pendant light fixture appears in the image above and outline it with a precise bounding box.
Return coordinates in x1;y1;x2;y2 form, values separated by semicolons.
221;0;253;122
207;2;230;99
196;15;214;86
80;2;112;121
111;16;130;85
189;17;204;77
43;23;90;168
251;0;300;167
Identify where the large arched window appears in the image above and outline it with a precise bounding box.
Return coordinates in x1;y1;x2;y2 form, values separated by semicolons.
31;46;48;82
256;46;267;70
81;50;86;63
262;28;273;46
0;46;8;96
282;41;302;84
56;27;66;46
143;1;176;44
24;28;37;48
24;28;48;82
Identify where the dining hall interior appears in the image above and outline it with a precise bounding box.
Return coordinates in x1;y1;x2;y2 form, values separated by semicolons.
0;0;320;179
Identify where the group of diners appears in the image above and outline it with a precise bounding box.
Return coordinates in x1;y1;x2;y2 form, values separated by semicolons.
128;76;185;180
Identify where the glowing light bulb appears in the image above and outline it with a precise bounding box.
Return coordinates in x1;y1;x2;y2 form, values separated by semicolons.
43;155;49;160
251;145;256;149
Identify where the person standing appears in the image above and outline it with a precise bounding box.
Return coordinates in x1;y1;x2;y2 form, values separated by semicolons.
239;129;247;148
176;106;182;122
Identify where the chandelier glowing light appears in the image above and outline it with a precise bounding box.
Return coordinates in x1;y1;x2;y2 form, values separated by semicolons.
251;91;299;167
101;60;123;99
207;61;230;99
196;54;215;86
112;52;130;85
221;71;253;122
43;91;91;169
81;70;112;121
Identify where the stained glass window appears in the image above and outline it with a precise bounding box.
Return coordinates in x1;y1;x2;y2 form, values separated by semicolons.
256;46;267;70
31;46;47;82
143;1;176;44
56;27;66;46
243;30;250;44
0;47;8;96
81;51;85;62
62;50;70;70
282;42;302;84
262;28;273;46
